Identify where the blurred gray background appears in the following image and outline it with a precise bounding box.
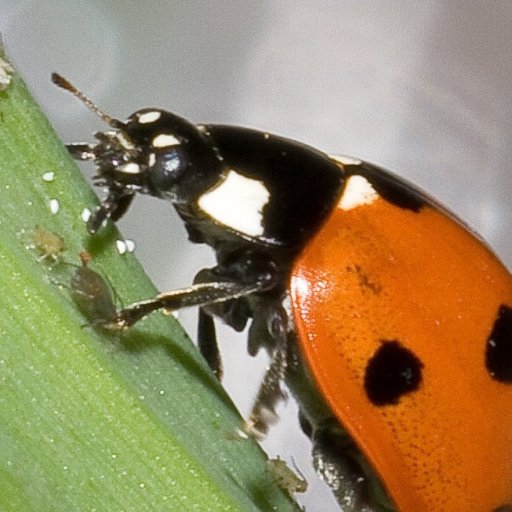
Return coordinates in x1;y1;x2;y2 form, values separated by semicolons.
1;2;511;510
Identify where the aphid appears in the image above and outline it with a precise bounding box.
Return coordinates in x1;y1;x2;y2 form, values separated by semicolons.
53;72;512;511
29;225;66;263
70;251;118;327
267;456;308;496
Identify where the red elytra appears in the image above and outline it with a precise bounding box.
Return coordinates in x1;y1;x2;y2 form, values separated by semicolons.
291;170;512;511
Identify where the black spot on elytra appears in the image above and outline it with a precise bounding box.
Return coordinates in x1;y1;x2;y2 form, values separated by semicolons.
492;505;512;512
364;340;424;406
486;305;512;383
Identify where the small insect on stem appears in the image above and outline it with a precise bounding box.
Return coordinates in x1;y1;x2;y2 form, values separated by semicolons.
267;456;308;496
29;225;66;264
70;251;118;327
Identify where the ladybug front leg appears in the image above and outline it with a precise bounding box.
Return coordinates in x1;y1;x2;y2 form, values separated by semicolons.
87;187;135;234
100;254;279;330
65;142;136;234
101;277;274;331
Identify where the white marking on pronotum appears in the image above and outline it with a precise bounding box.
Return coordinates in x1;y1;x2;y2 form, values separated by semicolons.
152;134;180;148
49;199;60;215
331;155;363;166
198;170;270;237
137;111;161;124
338;175;379;211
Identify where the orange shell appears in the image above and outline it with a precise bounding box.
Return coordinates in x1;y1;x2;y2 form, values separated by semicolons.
291;179;512;511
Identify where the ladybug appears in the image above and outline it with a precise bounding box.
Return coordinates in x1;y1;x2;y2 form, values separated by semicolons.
52;73;512;512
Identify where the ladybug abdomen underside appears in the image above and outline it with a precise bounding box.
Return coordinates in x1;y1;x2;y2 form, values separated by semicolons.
291;162;512;511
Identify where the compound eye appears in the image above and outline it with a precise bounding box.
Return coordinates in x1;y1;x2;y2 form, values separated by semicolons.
148;147;188;196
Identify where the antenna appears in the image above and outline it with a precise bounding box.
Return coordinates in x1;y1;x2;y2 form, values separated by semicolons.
51;72;124;129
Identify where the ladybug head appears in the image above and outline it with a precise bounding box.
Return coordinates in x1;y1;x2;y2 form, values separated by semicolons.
88;108;222;201
51;73;223;232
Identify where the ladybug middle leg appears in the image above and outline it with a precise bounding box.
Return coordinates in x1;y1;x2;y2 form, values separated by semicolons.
242;303;290;439
200;296;290;439
196;271;291;439
197;308;223;380
193;260;272;381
